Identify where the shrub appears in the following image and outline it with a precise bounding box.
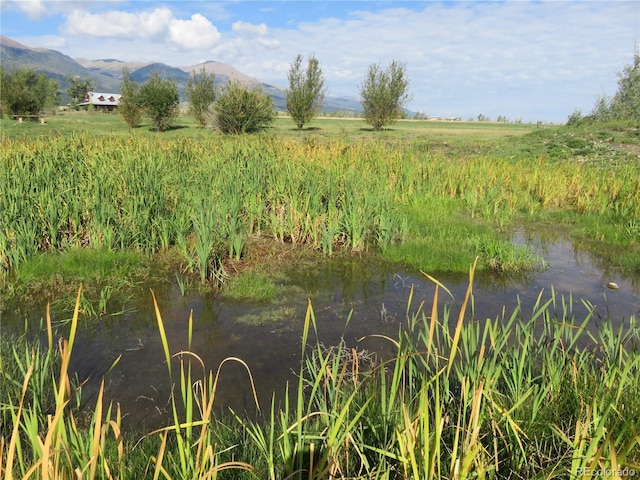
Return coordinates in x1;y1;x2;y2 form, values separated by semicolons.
137;72;179;132
359;60;411;131
186;67;216;128
214;81;274;134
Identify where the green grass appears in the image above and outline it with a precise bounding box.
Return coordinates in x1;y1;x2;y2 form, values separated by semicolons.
2;109;535;142
221;269;277;302
15;247;141;282
383;195;540;273
2;247;144;315
2;112;639;477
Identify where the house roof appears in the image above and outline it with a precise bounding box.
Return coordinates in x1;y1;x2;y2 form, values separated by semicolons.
78;91;121;106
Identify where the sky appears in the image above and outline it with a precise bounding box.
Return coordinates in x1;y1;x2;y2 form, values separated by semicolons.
1;0;639;123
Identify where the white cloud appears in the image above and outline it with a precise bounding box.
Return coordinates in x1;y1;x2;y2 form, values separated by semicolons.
258;37;280;49
63;7;221;51
234;1;638;122
168;13;221;50
229;21;279;49
260;59;289;75
7;0;48;20
4;0;128;21
38;34;67;49
232;21;268;37
65;7;173;39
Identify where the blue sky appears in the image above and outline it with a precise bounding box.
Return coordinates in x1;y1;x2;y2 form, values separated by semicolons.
2;0;639;123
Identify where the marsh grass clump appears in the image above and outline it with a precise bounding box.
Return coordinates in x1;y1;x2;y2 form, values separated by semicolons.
221;269;277;302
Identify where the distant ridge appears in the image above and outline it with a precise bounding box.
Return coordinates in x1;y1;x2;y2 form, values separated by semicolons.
180;61;260;86
0;35;30;49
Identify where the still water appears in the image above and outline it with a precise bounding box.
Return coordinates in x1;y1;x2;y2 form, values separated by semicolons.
3;230;639;431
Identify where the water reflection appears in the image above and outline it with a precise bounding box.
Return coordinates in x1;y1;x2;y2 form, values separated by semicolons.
1;230;638;431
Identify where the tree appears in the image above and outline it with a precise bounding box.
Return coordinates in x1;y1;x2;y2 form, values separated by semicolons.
286;54;326;129
574;46;640;125
0;67;59;116
590;94;613;122
137;72;179;132
609;45;640;122
566;108;584;126
66;76;96;109
186;67;217;128
359;60;411;131
214;81;274;134
119;68;143;130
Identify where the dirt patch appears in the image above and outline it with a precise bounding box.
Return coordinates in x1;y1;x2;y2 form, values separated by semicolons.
223;235;324;276
611;142;640;158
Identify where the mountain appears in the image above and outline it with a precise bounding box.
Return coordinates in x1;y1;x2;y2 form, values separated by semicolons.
0;36;122;95
1;35;363;113
180;61;260;86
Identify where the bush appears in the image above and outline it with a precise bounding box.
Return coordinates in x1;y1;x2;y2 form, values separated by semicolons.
186;68;216;128
577;46;640;124
119;67;143;129
566;108;584;126
359;60;411;131
137;72;179;132
214;81;274;134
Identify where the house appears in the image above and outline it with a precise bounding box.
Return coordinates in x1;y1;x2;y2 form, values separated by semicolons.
78;91;121;112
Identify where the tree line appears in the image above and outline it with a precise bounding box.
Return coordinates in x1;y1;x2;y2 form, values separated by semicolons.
0;55;411;133
118;55;411;133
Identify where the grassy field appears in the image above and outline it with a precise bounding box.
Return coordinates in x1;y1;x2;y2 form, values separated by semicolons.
2;108;534;137
1;111;639;478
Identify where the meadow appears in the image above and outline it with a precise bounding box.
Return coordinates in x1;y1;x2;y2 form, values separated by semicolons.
1;112;639;478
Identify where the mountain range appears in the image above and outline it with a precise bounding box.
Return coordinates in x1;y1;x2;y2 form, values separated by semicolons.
0;35;364;114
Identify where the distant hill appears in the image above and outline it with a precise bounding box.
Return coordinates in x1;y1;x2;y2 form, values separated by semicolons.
0;36;122;97
0;35;364;114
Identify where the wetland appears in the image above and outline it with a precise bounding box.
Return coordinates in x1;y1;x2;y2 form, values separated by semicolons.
1;114;639;478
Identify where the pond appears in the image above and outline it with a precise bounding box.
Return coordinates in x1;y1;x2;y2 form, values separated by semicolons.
2;227;639;431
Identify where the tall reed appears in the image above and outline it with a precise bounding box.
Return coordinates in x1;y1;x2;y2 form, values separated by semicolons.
1;288;124;479
4;134;638;284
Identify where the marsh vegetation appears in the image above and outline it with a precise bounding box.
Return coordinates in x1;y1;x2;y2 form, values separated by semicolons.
1;114;639;478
